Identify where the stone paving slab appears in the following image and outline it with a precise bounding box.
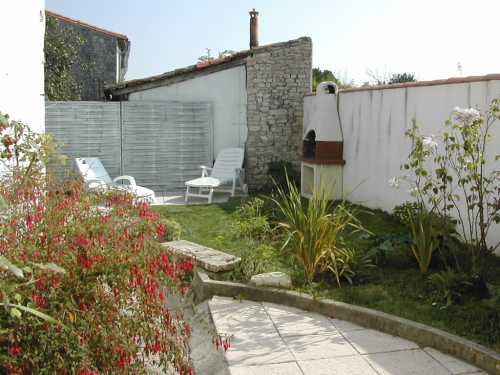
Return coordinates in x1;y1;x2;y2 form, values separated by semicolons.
210;298;276;340
224;335;296;366
162;240;240;272
208;297;485;375
342;328;419;354
263;302;336;337
298;357;379;375
365;349;452;375
230;362;303;375
424;347;488;374
284;333;359;360
330;318;365;334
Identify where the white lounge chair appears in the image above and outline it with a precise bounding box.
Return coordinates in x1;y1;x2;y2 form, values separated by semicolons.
185;148;246;204
74;157;156;203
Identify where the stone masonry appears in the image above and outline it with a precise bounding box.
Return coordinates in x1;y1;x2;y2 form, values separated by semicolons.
46;11;129;101
245;37;312;190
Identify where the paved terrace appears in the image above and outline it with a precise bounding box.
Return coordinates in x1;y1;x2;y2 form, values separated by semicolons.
209;296;486;375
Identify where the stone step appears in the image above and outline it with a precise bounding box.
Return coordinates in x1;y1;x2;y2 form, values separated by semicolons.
162;240;241;273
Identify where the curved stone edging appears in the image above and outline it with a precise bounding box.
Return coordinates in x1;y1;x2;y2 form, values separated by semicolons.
192;270;500;375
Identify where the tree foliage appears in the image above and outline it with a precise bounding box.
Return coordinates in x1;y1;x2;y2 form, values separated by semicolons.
389;73;416;84
197;48;235;64
312;68;352;91
44;16;83;101
365;69;416;86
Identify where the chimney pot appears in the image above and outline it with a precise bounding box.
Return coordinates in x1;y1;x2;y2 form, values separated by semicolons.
249;9;259;49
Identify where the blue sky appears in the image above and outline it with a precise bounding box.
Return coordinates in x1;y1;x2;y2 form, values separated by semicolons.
46;0;500;85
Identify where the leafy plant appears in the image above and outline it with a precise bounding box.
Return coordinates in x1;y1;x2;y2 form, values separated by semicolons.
322;247;373;286
44;15;85;101
427;270;489;307
365;232;413;267
156;218;182;241
264;161;300;193
408;206;437;274
393;201;422;226
235;244;279;281
272;175;367;286
232;197;272;240
397;100;500;275
0;114;196;374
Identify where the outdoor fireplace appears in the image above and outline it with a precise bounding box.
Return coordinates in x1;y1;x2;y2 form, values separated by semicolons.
301;82;345;199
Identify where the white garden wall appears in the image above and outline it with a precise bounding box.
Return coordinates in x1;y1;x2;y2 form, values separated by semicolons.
338;77;500;251
0;1;45;133
128;66;247;160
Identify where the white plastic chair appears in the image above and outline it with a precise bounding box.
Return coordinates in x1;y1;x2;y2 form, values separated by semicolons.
185;148;246;203
74;157;156;203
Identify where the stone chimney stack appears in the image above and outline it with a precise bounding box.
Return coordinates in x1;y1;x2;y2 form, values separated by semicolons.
249;9;259;49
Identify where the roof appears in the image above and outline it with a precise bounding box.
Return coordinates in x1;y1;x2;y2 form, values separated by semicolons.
106;37;311;96
46;10;128;41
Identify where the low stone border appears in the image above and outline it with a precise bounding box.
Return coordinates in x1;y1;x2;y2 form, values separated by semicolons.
193;270;500;374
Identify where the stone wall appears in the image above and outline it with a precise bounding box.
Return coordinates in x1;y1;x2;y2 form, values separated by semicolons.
52;17;121;100
245;37;312;190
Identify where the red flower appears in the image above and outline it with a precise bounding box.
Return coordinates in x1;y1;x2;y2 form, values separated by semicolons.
2;135;15;147
145;280;158;296
159;291;166;302
32;293;48;309
180;258;194;271
77;370;98;375
9;345;23;356
79;254;93;269
156;223;166;238
35;277;46;291
26;214;35;230
74;234;91;249
151;341;161;353
51;274;61;289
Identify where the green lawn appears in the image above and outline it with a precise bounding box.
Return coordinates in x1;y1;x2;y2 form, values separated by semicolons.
155;199;252;258
154;199;500;352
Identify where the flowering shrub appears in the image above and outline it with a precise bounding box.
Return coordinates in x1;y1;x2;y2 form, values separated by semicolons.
395;100;500;274
0;113;196;374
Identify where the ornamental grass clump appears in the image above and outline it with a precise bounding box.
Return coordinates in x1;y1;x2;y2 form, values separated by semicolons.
0;113;196;374
272;175;366;286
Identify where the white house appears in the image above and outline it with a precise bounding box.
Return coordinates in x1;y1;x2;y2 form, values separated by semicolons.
0;1;45;133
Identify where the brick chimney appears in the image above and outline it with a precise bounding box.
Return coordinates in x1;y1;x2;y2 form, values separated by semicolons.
249;9;259;49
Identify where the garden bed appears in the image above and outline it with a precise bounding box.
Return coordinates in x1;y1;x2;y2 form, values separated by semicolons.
154;199;500;353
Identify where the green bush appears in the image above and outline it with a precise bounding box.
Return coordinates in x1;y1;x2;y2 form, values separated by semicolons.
365;233;413;268
235;244;280;281
393;202;421;226
165;219;182;241
232;197;272;240
427;270;490;307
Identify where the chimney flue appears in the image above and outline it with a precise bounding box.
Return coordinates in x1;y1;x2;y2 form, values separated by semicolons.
249;9;259;49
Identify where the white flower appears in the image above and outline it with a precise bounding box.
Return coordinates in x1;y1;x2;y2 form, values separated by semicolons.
408;187;418;197
422;136;438;149
388;177;400;189
453;106;481;123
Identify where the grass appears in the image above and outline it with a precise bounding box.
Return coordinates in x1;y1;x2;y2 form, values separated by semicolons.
154;198;500;352
155;199;252;258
